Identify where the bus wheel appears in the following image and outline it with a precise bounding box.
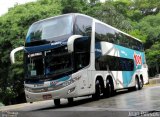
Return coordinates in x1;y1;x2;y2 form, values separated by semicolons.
104;79;112;98
68;97;74;105
135;77;140;90
92;80;102;100
139;78;143;89
54;99;60;106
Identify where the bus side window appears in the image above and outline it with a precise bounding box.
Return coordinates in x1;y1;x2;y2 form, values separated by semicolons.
74;37;91;71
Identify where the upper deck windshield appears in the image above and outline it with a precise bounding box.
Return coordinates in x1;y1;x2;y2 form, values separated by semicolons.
26;15;73;43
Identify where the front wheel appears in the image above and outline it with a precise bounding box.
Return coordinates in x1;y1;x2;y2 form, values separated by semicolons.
68;98;74;105
54;99;60;106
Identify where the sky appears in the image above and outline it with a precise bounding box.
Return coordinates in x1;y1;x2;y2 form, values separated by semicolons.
0;0;106;16
0;0;37;16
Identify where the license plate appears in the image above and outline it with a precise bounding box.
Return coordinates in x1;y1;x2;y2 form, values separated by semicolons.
43;94;52;100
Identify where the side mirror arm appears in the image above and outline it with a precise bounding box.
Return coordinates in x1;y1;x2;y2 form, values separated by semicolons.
10;46;24;64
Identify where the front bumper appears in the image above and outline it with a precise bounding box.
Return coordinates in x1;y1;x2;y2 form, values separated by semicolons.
25;83;77;102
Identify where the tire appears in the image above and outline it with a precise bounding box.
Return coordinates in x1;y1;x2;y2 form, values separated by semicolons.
54;99;60;106
129;78;141;91
135;77;141;90
104;79;112;98
68;98;74;105
139;78;143;89
92;80;102;100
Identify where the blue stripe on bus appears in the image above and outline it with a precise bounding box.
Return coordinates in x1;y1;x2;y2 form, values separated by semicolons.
95;42;102;58
114;45;145;87
56;75;70;82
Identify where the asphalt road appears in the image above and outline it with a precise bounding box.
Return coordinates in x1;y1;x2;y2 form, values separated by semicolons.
1;85;160;117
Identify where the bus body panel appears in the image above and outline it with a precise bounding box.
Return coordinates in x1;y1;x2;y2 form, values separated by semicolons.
94;39;146;89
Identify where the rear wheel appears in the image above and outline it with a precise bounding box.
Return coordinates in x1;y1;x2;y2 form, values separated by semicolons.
54;99;60;106
92;80;102;100
104;79;112;98
135;78;139;90
135;77;142;90
139;77;143;89
128;78;140;91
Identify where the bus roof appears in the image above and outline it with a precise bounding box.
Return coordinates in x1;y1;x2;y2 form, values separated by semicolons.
32;13;142;43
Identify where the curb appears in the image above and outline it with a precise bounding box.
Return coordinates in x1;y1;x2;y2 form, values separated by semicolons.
149;78;160;85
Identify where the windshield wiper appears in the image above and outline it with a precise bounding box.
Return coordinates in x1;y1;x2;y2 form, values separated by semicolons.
25;40;50;47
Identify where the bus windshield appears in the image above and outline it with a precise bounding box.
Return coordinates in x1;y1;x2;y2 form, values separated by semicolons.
26;15;73;43
25;46;74;79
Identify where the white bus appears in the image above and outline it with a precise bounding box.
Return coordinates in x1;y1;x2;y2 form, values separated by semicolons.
10;13;149;106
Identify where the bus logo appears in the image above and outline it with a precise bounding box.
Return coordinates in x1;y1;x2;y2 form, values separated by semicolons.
134;53;142;66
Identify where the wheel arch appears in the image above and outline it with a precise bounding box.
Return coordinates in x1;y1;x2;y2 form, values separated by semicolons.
95;75;105;89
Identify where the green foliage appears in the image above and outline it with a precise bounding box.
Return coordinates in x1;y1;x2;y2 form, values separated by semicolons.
131;13;160;49
0;0;62;105
61;0;87;13
146;42;160;67
145;42;160;76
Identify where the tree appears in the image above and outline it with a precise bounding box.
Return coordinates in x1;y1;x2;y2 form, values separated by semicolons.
61;0;87;13
132;13;160;49
0;0;62;105
146;42;160;76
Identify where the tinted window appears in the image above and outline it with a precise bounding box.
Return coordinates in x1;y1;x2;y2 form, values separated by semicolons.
74;16;92;37
26;15;73;43
95;23;144;52
74;37;91;70
95;23;116;44
95;55;134;71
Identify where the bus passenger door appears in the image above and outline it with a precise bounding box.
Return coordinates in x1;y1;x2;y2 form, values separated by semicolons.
74;52;90;95
73;37;91;95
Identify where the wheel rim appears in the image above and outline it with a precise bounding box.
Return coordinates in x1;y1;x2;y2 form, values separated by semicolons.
98;82;102;95
140;80;143;89
106;79;112;97
108;83;111;95
135;79;139;90
96;81;101;96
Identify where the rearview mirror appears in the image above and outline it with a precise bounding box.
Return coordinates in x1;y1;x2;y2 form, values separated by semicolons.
10;46;24;64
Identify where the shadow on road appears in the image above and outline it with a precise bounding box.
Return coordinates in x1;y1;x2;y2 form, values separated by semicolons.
35;88;138;111
35;96;93;111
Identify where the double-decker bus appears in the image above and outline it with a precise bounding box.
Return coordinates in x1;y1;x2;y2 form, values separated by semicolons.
10;13;149;106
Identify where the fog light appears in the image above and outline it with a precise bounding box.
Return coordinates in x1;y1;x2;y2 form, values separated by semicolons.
67;87;75;94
